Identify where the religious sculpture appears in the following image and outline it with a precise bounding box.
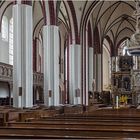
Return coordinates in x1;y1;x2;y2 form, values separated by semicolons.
128;0;140;55
92;79;95;93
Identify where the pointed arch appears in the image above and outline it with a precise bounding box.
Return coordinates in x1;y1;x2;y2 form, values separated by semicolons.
63;1;79;44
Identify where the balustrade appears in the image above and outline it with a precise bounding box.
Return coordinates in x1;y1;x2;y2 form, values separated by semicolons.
0;62;43;86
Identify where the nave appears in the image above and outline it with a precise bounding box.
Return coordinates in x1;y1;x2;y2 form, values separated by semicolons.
1;0;140;139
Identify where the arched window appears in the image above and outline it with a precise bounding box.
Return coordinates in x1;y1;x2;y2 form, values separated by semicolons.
9;18;13;65
2;16;8;41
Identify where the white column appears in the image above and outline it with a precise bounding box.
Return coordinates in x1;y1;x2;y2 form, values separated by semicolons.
13;4;33;108
43;25;59;106
97;54;102;92
137;56;140;70
136;56;139;69
85;44;89;105
0;33;1;49
94;53;97;91
0;33;1;40
116;56;119;72
69;44;81;105
111;56;116;72
88;47;93;92
133;56;137;70
116;96;119;109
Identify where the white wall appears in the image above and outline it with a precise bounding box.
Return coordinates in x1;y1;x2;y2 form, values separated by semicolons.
0;82;9;98
0;6;13;65
103;46;111;90
0;39;9;64
88;47;93;91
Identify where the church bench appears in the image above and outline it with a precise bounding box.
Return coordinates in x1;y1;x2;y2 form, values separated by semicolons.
6;121;140;128
0;112;9;126
51;109;140;120
3;108;140;139
26;119;140;124
84;108;140;114
63;105;84;114
0;107;63;123
40;115;140;121
28;118;140;125
25;116;140;126
8;110;19;121
0;134;116;139
1;126;140;139
18;111;40;122
0;107;59;125
18;109;61;122
73;108;140;115
0;107;63;124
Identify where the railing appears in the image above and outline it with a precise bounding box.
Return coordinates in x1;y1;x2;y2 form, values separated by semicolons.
0;62;43;86
0;62;13;82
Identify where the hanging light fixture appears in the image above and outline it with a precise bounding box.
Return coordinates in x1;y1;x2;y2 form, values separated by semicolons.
127;0;140;55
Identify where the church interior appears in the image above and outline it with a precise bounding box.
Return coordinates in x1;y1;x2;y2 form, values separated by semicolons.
1;0;140;139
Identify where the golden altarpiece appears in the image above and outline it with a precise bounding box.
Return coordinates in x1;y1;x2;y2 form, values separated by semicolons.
111;53;140;106
111;54;133;106
111;0;140;107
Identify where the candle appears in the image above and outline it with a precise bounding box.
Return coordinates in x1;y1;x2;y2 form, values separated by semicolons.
116;96;119;109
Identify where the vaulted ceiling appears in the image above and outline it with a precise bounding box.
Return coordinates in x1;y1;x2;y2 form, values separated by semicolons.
91;1;135;48
0;0;137;55
58;1;136;54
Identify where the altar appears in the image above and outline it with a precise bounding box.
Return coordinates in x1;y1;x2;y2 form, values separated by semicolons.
110;50;140;108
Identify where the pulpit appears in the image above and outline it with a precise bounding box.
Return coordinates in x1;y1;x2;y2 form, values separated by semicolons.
131;70;140;105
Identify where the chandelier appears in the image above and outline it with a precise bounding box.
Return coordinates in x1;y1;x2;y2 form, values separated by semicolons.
127;0;140;55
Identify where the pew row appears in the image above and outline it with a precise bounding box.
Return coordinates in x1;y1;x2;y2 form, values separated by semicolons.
1;126;140;139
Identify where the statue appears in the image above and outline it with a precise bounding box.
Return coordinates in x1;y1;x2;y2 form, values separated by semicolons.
127;0;140;55
128;0;140;48
92;79;95;93
135;0;140;14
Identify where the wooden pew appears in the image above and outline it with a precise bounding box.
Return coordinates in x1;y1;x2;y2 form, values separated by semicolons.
40;115;140;121
64;105;84;114
0;112;9;126
57;108;140;119
5;108;140;139
0;106;61;124
18;110;62;122
1;107;140;139
1;125;140;139
6;120;140;128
